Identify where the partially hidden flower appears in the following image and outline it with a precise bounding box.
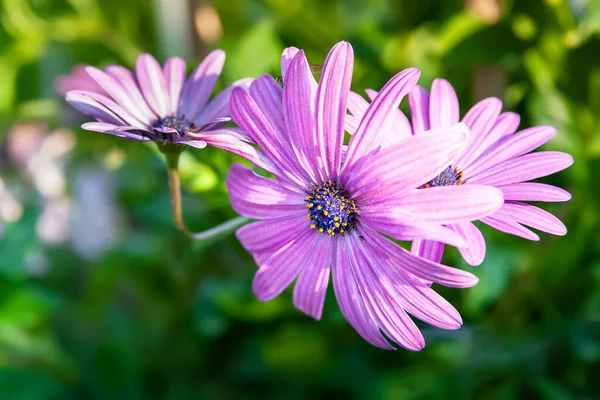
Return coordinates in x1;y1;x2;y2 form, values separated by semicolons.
225;42;504;350
56;64;108;96
346;79;573;266
64;52;258;155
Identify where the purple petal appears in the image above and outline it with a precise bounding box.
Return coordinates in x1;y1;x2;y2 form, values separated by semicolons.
499;182;572;202
314;41;354;181
135;53;169;117
163;57;187;115
343;68;420;172
236;214;309;254
480;208;540;241
346;234;425;351
394;185;503;225
460;112;521;171
410;239;445;264
429;79;460;129
347;91;369;117
359;209;469;248
230;87;308;188
193;131;277;175
283;50;320;182
280;46;300;81
80;122;151;141
365;226;479;288
468;151;574;186
177;140;207;149
408;85;431;135
293;236;332;320
195;78;253;125
85;66;154;125
344;115;360;134
247;74;309;180
226;163;306;219
332;239;395;349
56;64;108;96
449;221;486;266
345;123;469;201
178;50;226;118
66;90;145;127
501;201;567;236
464;126;557;179
365;88;413;139
455;97;503;167
252;229;319;301
105;65;156;121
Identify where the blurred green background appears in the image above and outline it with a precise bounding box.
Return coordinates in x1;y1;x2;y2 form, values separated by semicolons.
0;0;598;398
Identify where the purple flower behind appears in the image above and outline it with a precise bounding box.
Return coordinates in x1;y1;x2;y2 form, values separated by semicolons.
346;79;573;266
225;42;505;350
63;52;262;160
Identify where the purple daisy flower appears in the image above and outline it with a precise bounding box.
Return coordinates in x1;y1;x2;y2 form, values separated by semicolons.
225;42;504;350
64;52;260;157
346;79;573;266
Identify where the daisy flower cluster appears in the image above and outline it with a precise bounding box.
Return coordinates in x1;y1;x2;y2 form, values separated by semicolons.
62;41;572;350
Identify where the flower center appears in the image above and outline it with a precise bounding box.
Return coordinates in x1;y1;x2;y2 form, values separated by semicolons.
305;181;358;236
420;166;465;188
152;115;197;139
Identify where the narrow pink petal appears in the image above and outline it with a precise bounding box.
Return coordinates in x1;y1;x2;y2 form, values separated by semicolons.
499;182;572;202
332;239;395;349
408;85;430;135
85;66;153;124
365;88;413;139
455;97;503;167
468;151;574;186
347;91;369;118
429;79;460;129
252;229;318;301
480;207;540;241
345;123;469;201
464;126;557;179
293;237;332;320
80;122;151;141
394;185;503;225
195;78;253;125
178;140;207;149
236;214;309;254
105;65;156;122
194;131;277;176
315;41;354;181
346;235;425;351
359;209;468;248
163;57;187;115
66;90;145;127
363;89;412;147
230;87;307;188
343;68;420;172
501;201;567;235
449;221;486;266
366;227;479;288
226;163;306;219
135;54;169;117
283;50;320;182
248;74;309;180
280;46;300;81
344;115;360;134
460;112;520;171
410;239;445;263
178;50;226;118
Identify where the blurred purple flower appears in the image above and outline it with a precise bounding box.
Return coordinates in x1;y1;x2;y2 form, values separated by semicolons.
225;42;504;350
56;64;108;96
64;52;256;153
346;78;573;266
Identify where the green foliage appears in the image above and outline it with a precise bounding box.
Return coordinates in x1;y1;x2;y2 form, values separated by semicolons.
0;0;599;398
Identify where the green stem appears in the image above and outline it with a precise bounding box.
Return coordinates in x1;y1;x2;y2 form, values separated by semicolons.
163;149;249;242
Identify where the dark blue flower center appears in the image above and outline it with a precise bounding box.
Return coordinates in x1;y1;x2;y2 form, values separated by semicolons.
420;166;465;188
305;182;358;236
152;115;196;138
